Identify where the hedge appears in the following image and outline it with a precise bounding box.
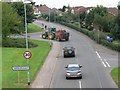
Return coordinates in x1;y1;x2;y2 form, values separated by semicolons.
2;38;38;48
59;22;120;52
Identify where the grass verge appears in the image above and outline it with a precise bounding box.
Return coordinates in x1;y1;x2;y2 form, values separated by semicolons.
28;23;43;33
2;40;50;88
111;67;120;88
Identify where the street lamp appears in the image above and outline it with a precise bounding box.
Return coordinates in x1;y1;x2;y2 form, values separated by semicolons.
118;1;120;13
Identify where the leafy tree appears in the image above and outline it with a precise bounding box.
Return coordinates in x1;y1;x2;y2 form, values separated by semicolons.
2;2;23;39
11;2;34;23
94;14;113;32
110;14;120;40
85;5;108;30
59;5;67;12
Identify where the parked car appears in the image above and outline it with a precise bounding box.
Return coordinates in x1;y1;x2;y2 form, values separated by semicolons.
65;64;82;79
63;46;75;58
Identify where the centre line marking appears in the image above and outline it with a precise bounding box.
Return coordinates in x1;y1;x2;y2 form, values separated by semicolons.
79;80;82;89
102;61;107;67
96;51;101;59
100;58;103;61
104;59;111;67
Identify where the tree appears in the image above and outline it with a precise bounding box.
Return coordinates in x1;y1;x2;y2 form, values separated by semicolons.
11;2;34;23
2;2;23;39
59;5;67;12
94;14;112;32
110;14;120;40
85;5;108;30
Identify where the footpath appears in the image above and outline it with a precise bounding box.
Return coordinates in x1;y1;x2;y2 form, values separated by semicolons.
31;41;60;88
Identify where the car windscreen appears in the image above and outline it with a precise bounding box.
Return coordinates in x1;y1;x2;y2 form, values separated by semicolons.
67;67;80;71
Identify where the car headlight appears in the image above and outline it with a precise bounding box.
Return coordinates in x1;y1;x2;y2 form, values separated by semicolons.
66;72;70;75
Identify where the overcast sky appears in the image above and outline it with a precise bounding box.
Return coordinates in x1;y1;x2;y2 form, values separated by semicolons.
33;0;119;8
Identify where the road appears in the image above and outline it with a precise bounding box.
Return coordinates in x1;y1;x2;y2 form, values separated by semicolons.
33;20;118;88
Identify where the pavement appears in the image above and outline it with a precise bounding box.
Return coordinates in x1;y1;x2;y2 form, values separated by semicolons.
31;41;60;88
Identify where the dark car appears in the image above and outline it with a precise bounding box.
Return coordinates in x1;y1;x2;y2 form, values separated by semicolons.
63;47;75;58
65;64;82;79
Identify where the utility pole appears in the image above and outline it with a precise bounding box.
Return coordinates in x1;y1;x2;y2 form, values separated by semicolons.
24;0;35;85
49;9;51;22
118;1;120;13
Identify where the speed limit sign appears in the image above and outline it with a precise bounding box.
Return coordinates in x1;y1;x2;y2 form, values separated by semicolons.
23;50;32;59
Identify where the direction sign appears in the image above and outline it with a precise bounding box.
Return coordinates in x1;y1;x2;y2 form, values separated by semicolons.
23;50;32;59
12;66;30;71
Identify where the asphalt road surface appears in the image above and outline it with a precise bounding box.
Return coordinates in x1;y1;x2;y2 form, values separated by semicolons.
33;20;119;88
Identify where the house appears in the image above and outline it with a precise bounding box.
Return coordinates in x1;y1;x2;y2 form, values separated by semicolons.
107;8;118;16
33;5;41;15
38;4;51;14
71;6;90;15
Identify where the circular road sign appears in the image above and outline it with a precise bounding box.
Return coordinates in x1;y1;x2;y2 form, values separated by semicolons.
23;50;32;59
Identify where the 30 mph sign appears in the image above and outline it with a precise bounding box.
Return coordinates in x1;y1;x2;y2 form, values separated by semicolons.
23;50;32;59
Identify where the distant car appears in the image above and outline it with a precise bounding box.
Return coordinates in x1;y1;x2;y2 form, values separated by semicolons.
106;36;113;42
63;47;75;58
65;64;82;79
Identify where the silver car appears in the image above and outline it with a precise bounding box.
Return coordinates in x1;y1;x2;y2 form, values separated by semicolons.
65;64;82;79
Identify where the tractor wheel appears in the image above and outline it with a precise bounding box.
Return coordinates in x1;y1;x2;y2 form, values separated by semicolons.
65;38;69;41
58;38;61;41
42;34;46;39
49;33;55;40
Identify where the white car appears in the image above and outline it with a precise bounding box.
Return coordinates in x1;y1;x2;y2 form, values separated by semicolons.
65;64;82;79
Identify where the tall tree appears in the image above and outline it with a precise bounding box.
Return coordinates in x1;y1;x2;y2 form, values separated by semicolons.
2;2;23;39
111;14;120;39
85;5;108;30
11;2;34;23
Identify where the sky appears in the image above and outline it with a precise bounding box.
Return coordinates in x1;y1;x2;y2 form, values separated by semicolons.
33;0;120;8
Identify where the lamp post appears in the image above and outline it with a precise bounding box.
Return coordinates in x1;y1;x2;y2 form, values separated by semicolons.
49;8;51;22
118;1;120;14
24;0;34;85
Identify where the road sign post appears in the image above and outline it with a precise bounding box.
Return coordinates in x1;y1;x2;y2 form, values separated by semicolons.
23;50;32;85
12;66;30;85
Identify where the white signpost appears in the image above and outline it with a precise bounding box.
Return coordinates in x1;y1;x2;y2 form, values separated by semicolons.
12;66;30;85
23;50;32;85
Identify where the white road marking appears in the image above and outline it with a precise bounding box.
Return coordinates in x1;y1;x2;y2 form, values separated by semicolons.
100;58;103;61
96;51;101;59
104;59;111;67
96;51;110;67
79;80;82;89
102;61;107;67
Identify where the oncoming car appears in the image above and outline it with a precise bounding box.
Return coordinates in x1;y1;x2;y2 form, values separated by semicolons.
63;47;75;58
65;64;82;79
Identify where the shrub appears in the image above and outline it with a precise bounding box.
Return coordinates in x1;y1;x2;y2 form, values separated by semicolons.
2;38;38;48
59;22;120;52
101;40;120;51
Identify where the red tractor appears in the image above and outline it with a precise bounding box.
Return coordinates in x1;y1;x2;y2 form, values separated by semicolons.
55;30;69;41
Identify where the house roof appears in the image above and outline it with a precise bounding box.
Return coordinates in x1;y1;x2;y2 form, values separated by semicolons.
38;4;51;14
72;6;88;14
107;8;118;16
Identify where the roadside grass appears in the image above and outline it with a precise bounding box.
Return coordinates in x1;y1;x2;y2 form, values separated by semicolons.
28;23;43;33
2;40;50;88
111;67;120;88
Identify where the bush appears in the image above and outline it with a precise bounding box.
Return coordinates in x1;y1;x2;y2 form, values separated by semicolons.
59;22;120;52
2;38;38;48
101;40;120;51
